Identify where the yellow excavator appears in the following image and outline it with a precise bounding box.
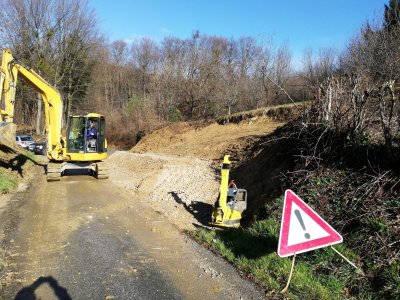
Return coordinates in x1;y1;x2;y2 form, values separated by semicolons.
0;48;108;181
211;155;247;228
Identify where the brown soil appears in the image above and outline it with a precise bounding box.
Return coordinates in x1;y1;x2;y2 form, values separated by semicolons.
132;117;285;160
106;115;287;231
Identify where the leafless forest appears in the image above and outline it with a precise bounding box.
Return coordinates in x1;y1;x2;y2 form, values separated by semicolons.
1;0;399;147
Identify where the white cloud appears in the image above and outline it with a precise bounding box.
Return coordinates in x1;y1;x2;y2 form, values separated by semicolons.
123;33;143;44
160;27;172;34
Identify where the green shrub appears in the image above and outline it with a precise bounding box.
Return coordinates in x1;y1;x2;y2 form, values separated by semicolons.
168;107;184;122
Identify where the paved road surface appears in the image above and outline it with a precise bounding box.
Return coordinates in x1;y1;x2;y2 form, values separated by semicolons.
0;165;265;299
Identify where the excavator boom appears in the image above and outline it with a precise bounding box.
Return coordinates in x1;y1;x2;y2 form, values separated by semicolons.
0;48;63;159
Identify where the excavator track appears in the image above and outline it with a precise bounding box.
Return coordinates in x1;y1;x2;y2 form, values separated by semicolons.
96;162;109;179
47;162;61;182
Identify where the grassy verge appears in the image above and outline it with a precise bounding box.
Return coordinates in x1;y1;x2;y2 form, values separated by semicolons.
0;170;17;194
0;150;36;194
190;197;368;300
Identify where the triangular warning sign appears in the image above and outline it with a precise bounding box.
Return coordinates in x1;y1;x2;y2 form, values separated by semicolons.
278;189;343;257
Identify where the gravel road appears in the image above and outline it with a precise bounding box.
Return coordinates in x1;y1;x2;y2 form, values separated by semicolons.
0;152;266;299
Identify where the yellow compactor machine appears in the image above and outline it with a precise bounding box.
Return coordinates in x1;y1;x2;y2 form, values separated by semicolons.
211;155;247;228
0;48;108;181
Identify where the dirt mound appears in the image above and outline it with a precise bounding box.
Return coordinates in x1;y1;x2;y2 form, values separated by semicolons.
107;151;219;230
132;117;285;160
108;114;286;230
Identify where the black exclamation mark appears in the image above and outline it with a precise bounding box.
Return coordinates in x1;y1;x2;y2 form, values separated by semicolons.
294;209;310;239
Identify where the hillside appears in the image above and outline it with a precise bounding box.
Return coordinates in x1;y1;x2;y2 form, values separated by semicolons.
126;110;399;299
106;112;287;233
132;118;285;160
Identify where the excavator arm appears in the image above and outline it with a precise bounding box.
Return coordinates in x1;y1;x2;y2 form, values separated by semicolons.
0;48;63;160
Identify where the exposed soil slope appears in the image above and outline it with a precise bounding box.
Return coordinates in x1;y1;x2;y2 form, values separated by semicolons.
132;118;285;160
106;115;287;231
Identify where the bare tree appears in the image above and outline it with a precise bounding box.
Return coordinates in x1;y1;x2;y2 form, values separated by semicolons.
0;0;101;127
110;40;129;66
159;36;186;120
256;40;292;107
301;47;337;101
130;37;159;99
237;36;258;77
338;16;400;147
180;31;204;118
378;80;397;147
271;44;292;100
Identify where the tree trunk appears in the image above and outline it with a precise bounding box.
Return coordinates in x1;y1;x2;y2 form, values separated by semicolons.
36;92;42;134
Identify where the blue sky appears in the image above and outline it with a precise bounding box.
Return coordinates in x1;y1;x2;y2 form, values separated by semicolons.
89;0;388;67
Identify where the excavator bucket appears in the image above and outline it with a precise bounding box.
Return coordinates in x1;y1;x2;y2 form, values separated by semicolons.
0;122;17;150
1;49;18;150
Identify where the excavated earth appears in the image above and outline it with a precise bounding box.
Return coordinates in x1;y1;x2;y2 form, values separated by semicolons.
113;117;285;230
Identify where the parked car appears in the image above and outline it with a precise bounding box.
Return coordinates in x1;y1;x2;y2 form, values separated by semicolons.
27;140;47;155
16;135;35;149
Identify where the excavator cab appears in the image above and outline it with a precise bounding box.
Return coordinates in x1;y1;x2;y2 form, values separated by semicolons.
46;113;108;181
66;114;106;154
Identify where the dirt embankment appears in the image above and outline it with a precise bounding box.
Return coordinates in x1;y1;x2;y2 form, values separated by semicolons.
107;114;289;230
132;118;285;160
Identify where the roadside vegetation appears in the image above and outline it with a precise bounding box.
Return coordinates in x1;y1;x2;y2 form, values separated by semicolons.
193;115;399;299
0;170;16;194
0;149;36;194
192;220;357;300
193;3;400;299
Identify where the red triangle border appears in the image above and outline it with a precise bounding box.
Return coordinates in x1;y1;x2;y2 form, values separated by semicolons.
278;189;343;257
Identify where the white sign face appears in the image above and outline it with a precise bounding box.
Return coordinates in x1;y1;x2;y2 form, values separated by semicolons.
287;202;330;246
278;190;343;257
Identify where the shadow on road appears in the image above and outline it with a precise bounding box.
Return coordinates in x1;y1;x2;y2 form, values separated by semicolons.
169;191;213;226
14;276;72;300
62;169;93;176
